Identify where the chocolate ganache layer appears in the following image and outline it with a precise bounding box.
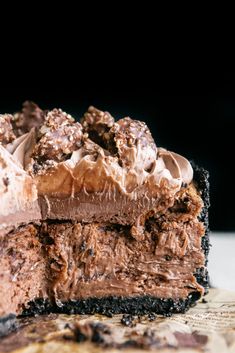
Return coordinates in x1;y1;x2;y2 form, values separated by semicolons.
0;102;209;321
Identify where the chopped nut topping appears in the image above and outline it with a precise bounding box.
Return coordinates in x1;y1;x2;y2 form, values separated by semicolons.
0;114;16;145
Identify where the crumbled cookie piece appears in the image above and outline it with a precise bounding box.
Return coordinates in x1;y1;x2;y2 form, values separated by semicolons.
12;101;45;137
32;109;83;166
121;314;136;327
0;114;16;145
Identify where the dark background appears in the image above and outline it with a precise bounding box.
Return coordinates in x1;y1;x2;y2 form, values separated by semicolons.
0;73;234;231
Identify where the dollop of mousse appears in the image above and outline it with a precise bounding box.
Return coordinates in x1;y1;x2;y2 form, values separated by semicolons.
0;145;40;232
0;114;16;146
80;106;114;147
31;109;83;173
12;101;46;137
7;129;36;170
158;148;193;186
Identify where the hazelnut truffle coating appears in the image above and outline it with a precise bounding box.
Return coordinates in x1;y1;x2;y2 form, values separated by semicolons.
32;109;83;163
109;117;157;170
12;101;46;137
0;114;16;145
80;106;114;148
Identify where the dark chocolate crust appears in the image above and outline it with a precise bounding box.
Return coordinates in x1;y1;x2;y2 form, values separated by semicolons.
192;163;210;259
0;164;210;337
192;163;210;293
22;291;201;318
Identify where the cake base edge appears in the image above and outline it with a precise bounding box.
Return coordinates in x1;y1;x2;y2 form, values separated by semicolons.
21;291;201;317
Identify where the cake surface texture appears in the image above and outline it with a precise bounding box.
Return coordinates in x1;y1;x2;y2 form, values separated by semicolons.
0;103;210;335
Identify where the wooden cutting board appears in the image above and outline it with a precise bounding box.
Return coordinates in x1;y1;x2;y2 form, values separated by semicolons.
0;288;235;353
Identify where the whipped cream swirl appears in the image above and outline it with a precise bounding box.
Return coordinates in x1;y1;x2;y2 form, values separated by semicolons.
6;128;193;195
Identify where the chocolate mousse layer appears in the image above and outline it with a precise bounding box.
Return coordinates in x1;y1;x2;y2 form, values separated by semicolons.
42;217;204;302
0;225;46;317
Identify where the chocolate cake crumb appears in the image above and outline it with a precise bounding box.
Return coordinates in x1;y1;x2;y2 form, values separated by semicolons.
163;312;173;317
121;313;156;325
0;114;16;145
80;241;86;251
12;101;46;137
121;314;135;327
148;312;156;321
87;248;94;256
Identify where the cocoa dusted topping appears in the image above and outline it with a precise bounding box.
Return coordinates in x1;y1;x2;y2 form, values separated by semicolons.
12;101;46;137
0;114;16;145
109;117;157;169
32;109;83;168
80;106;114;148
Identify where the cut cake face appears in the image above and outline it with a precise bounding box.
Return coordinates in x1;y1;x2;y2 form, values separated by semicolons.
0;103;209;327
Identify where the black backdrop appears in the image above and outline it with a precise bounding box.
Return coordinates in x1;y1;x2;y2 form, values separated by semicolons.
0;77;234;231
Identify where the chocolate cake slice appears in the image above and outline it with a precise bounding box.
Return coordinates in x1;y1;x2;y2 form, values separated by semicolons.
0;103;210;333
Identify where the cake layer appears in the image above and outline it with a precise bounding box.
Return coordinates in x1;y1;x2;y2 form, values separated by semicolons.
0;181;207;318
